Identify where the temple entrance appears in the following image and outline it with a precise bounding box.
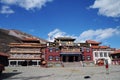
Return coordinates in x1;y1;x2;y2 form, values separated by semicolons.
63;56;67;62
69;56;74;62
61;54;82;62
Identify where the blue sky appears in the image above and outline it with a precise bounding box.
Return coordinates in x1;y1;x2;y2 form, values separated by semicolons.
0;0;120;49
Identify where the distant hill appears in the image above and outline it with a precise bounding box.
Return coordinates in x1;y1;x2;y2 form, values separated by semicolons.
0;28;48;53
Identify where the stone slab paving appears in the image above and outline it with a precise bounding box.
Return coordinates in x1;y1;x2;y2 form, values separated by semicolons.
1;65;120;80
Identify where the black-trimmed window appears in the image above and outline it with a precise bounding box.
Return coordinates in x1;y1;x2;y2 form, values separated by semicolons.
86;48;90;52
49;48;53;52
55;56;59;61
55;48;59;52
100;52;103;57
95;52;98;57
104;52;107;57
49;56;53;60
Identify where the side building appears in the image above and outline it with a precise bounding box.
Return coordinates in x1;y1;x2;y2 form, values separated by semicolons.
86;40;115;65
8;38;46;66
111;49;120;65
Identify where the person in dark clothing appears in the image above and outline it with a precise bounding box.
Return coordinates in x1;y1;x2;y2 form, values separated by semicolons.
105;59;109;74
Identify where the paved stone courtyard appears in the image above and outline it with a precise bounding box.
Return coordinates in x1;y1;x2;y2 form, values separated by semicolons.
1;65;120;80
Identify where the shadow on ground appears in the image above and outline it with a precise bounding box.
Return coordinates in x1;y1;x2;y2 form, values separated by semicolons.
0;72;22;79
0;72;53;80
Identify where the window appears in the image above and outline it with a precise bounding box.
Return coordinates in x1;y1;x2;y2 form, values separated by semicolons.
10;61;16;65
49;48;53;52
104;52;107;57
86;48;90;52
49;56;53;60
55;56;59;61
100;52;103;57
95;52;98;57
55;48;59;52
87;56;91;60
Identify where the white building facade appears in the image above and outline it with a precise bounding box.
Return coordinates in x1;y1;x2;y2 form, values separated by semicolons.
93;50;114;64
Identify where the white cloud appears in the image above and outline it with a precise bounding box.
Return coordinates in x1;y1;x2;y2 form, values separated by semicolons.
0;0;16;4
76;27;120;42
0;5;14;14
90;0;120;17
47;27;120;43
47;29;76;42
0;0;53;11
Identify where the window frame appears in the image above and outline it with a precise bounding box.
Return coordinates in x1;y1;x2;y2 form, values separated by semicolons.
49;48;53;52
55;48;59;52
49;56;53;61
95;52;98;57
86;48;90;52
55;56;59;61
100;52;103;57
104;52;107;57
87;55;91;60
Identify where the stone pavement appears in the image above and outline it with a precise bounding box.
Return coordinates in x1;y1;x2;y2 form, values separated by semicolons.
1;65;120;80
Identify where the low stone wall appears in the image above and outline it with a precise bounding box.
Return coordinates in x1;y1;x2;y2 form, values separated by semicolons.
82;61;95;67
46;62;64;68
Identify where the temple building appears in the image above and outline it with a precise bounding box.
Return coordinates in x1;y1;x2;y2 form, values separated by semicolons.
8;38;46;66
8;36;116;67
45;37;92;65
55;37;83;62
